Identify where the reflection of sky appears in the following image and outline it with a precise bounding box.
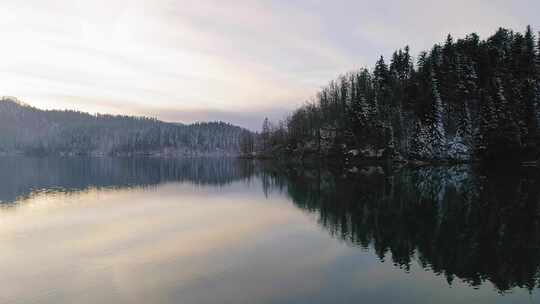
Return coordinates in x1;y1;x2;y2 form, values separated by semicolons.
0;0;538;129
0;180;536;304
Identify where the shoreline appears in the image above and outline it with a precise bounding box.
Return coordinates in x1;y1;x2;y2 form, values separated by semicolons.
238;153;540;168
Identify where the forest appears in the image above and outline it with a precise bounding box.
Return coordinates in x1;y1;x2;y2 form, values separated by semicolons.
248;26;540;163
0;97;250;156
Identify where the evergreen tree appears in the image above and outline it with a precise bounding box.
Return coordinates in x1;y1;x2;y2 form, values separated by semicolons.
261;117;271;150
522;26;539;138
429;69;447;159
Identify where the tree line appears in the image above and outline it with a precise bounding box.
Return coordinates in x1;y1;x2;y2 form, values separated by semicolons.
247;26;540;162
0;97;249;156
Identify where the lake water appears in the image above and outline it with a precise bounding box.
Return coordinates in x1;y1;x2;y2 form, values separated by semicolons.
0;157;539;304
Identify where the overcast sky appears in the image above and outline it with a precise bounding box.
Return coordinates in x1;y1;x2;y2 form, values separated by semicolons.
0;0;538;130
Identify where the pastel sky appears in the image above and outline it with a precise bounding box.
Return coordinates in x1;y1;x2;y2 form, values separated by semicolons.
0;0;538;130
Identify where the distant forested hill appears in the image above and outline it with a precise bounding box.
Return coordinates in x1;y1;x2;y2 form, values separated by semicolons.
255;26;540;163
0;97;252;156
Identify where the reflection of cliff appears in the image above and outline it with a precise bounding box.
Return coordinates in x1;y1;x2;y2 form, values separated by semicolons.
268;165;540;293
0;157;255;204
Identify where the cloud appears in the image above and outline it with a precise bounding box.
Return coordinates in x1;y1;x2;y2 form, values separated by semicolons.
0;0;537;128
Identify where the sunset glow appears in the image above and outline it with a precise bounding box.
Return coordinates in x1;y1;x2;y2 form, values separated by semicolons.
0;0;537;129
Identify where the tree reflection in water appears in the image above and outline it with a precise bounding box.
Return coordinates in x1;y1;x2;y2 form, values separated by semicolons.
261;164;540;293
0;157;257;205
2;156;539;294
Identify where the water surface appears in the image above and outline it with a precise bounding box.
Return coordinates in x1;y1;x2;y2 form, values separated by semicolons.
0;157;538;303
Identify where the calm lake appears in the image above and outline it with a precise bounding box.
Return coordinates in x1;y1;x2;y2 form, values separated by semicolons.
0;157;539;304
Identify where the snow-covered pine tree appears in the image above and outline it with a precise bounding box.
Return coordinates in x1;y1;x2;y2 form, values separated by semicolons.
350;73;369;128
409;120;432;159
456;54;476;141
522;26;539;138
374;56;391;119
429;69;447;159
